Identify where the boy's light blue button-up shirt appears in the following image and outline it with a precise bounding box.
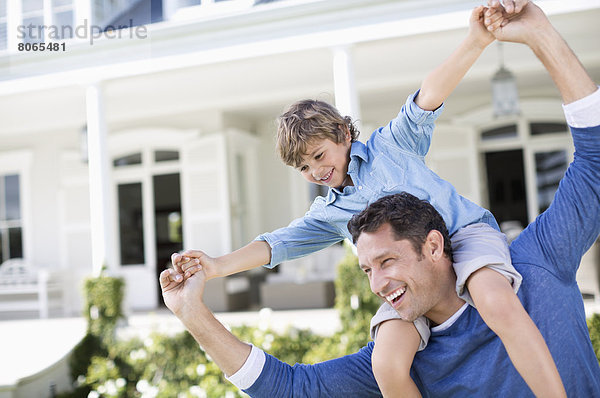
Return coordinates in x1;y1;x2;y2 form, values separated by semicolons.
258;90;497;268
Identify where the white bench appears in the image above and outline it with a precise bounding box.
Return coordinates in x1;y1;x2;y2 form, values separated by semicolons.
0;259;63;318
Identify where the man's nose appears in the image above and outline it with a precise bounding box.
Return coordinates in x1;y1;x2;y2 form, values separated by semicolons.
370;269;388;295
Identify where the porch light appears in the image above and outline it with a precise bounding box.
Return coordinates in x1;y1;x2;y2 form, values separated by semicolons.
491;42;520;117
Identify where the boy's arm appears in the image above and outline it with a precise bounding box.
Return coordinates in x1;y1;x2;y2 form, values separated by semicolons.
176;240;271;280
414;6;494;111
178;204;345;278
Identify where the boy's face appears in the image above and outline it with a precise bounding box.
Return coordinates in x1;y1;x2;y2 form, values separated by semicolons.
296;127;352;189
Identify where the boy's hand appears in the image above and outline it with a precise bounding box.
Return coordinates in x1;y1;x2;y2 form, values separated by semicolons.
485;1;547;46
172;250;220;280
468;5;495;49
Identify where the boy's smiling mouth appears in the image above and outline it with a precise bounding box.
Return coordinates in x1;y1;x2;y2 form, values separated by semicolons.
317;169;333;183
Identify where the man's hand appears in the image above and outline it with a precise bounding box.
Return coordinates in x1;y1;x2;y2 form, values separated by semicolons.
484;1;550;46
159;266;206;319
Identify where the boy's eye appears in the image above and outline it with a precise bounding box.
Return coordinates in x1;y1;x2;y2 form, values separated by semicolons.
300;165;308;172
315;152;323;160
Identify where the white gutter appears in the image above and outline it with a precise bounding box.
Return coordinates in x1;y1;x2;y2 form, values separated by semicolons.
0;0;597;96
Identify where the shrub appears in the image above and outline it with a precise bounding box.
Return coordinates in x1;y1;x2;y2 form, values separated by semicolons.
588;313;600;362
83;273;125;342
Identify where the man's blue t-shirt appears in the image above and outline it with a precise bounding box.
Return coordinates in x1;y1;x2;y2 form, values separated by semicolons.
243;123;600;397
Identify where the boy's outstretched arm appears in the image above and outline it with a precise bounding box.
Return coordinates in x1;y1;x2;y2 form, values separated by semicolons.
174;240;272;280
415;6;494;111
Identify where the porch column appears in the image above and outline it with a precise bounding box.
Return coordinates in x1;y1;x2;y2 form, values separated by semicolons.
332;45;362;130
85;82;114;276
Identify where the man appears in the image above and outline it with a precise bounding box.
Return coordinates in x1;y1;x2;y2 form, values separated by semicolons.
160;2;600;396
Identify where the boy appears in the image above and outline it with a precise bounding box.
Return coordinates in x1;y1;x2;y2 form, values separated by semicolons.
175;3;565;397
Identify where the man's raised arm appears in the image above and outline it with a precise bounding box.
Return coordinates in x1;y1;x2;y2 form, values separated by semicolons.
485;1;597;103
486;1;600;278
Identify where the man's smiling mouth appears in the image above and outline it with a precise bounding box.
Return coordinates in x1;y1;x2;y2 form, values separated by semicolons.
384;287;406;305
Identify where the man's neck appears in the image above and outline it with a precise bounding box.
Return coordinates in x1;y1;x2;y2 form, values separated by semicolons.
424;277;467;327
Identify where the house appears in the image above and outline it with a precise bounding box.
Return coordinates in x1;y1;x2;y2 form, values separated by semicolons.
0;0;599;317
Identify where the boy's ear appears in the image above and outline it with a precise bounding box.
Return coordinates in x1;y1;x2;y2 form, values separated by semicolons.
339;124;351;141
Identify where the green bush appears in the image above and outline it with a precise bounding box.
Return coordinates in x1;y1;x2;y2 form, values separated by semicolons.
588;313;600;362
83;273;125;342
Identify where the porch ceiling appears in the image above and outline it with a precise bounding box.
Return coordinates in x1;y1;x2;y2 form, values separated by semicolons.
0;5;598;137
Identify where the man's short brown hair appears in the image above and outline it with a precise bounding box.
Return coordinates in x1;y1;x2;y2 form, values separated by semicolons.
276;99;359;167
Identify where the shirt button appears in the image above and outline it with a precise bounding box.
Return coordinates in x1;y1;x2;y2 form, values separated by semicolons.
358;186;363;190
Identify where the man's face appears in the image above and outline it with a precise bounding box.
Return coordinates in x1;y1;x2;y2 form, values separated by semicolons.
357;223;445;322
296;129;352;189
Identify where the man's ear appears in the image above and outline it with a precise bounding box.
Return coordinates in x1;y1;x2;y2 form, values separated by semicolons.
425;230;445;261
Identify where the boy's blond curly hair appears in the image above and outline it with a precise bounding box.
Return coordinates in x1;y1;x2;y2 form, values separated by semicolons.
276;100;359;168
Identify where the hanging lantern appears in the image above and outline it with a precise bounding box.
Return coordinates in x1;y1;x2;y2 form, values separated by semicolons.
491;43;520;117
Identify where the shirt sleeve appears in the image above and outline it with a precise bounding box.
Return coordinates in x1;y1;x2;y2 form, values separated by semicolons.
373;89;444;157
562;86;600;128
225;344;266;390
255;198;345;268
511;88;600;282
243;343;382;397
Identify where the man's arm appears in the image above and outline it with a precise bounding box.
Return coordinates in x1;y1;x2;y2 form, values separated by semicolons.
415;6;495;111
487;2;600;278
160;267;382;397
485;1;596;104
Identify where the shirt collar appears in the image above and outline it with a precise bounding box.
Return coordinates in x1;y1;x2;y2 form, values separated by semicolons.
326;141;367;204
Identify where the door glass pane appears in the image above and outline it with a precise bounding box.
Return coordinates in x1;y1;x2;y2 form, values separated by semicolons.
0;232;4;261
485;149;528;229
535;150;568;213
4;175;20;221
118;182;145;265
153;173;182;305
8;227;22;258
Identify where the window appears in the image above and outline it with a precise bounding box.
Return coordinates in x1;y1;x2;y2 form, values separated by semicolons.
0;0;7;50
481;124;517;141
154;150;179;162
0;174;23;262
113;153;142;167
530;122;568;136
13;0;74;45
535;150;568;213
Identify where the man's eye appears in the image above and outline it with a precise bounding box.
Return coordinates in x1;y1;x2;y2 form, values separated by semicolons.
362;268;371;274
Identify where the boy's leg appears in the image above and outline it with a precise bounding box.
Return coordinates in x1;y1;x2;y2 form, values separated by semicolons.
467;269;566;397
372;319;422;398
453;224;566;397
